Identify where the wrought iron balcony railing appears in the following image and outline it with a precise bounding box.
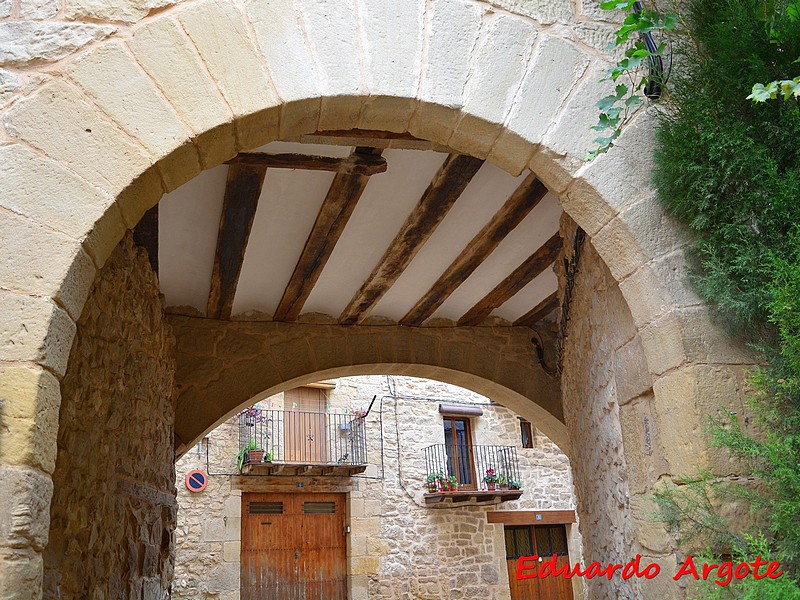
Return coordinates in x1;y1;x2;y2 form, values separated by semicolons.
237;409;367;469
424;443;521;491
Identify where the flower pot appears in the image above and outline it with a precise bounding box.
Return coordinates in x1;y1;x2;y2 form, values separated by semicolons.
248;450;265;463
427;484;438;493
500;484;509;490
486;482;496;491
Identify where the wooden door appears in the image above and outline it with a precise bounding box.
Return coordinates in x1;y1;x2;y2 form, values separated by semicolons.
505;524;574;600
284;388;328;463
241;492;347;600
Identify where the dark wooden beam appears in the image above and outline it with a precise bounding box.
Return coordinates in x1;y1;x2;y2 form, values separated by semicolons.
338;154;485;325
312;128;423;141
226;151;387;176
457;233;562;326
487;510;576;526
132;204;159;276
206;164;267;319
273;148;382;322
513;291;559;327
400;173;548;326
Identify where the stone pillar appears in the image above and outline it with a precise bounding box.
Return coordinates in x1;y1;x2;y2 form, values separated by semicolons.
42;234;177;600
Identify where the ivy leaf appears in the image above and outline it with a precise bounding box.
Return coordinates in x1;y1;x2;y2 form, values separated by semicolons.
599;0;636;10
747;83;774;102
625;95;644;108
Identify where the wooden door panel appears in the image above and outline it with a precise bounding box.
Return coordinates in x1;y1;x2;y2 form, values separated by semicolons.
241;493;346;600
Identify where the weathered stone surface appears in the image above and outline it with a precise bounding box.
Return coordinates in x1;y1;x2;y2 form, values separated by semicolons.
491;35;589;175
0;145;124;268
0;22;116;67
0;0;10;18
64;0;179;23
0;68;19;106
451;13;536;157
20;0;58;19
409;0;482;145
0;466;53;552
178;0;278;119
299;0;361;97
0;292;76;378
0;547;44;600
0;209;96;321
43;234;177;600
173;375;578;599
68;42;191;159
5;79;152;196
127;17;235;165
248;0;318;103
560;218;639;599
358;0;424;98
0;365;61;474
491;0;575;24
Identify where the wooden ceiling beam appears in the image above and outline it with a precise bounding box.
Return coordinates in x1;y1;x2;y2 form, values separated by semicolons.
273;147;382;322
338;154;485;325
457;233;562;327
513;291;559;327
226;151;387;176
206;164;268;320
400;173;548;326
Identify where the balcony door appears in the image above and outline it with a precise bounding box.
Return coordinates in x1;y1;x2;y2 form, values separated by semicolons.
284;387;328;464
443;416;476;489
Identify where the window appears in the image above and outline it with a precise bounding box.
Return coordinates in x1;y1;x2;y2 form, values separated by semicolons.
504;524;569;559
442;416;476;488
519;419;533;448
505;526;534;559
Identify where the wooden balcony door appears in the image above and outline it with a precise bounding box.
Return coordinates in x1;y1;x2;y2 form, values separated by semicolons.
284;387;328;464
241;492;347;600
443;416;476;489
505;524;574;600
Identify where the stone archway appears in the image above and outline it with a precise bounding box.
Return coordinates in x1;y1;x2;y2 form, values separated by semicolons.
0;1;754;598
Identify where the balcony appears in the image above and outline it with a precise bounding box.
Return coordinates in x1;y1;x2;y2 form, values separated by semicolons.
236;408;368;476
423;444;523;507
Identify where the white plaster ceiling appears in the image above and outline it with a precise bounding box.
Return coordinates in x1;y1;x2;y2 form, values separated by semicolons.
157;140;562;326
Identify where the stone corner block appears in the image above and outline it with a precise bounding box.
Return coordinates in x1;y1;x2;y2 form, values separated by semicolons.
0;292;77;378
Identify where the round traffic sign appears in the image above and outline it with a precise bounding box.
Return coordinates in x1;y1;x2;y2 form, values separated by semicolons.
185;469;208;492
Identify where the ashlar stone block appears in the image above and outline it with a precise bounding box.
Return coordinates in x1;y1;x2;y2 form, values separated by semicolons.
0;291;76;378
0;209;95;321
5;79;153;197
0;144;125;268
128;17;235;166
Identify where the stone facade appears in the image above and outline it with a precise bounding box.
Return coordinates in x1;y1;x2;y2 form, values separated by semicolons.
42;234;177;600
173;375;581;600
0;0;758;597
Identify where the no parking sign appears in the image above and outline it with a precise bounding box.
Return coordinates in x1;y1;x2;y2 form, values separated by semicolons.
185;469;208;493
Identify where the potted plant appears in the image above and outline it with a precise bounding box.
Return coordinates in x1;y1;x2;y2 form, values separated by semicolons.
498;474;509;490
483;467;499;491
447;475;458;491
236;439;265;470
425;473;440;493
437;472;449;492
509;479;521;491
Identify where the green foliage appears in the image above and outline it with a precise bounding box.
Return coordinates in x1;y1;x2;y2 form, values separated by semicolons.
691;535;800;599
749;0;800;101
643;0;800;591
587;1;676;160
653;0;800;337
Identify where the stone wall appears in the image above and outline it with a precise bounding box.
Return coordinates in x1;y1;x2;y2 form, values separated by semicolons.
172;375;581;600
559;219;639;599
42;234;177;599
